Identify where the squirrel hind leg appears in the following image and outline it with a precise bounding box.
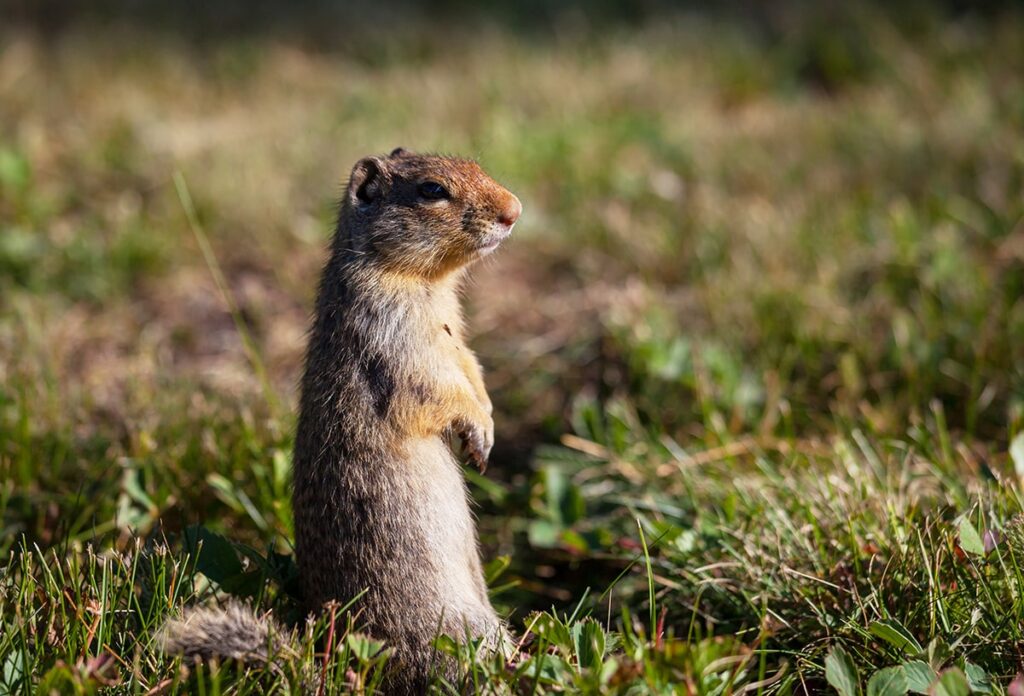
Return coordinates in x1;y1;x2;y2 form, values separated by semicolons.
159;602;289;663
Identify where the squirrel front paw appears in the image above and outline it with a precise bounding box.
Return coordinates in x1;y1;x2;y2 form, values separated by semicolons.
455;416;494;473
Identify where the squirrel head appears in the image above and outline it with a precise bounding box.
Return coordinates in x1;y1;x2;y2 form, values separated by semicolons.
339;149;522;279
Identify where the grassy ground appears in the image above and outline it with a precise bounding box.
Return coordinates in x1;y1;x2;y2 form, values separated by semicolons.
2;4;1024;693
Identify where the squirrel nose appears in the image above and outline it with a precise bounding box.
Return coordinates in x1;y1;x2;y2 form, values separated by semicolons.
497;195;522;227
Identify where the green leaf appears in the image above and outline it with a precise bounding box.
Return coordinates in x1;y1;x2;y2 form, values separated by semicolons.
183;525;244;584
528;519;560;548
465;467;508;504
571;619;607;672
182;525;265;598
903;661;939;694
825;646;860;696
964;661;992;694
347;634;386;661
519;653;574;684
528;611;572;648
1011;432;1024;479
122;466;156;512
0;650;24;691
432;634;458;655
925;639;952;671
218;569;264;598
599;658;619;685
483;554;512;586
560;528;591;553
543;465;569;523
929;668;969;696
958;516;986;556
0;148;30;191
870;620;923;655
868;667;909;696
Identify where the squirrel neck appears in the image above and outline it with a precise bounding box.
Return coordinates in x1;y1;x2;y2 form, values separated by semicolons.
321;244;464;310
307;252;468;365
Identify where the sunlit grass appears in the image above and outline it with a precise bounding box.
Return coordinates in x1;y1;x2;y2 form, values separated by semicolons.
1;4;1023;693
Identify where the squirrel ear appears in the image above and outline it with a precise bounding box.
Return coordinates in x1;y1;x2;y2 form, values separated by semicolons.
389;147;408;157
348;157;387;205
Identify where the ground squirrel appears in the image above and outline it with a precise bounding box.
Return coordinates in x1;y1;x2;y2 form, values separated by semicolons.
161;149;522;693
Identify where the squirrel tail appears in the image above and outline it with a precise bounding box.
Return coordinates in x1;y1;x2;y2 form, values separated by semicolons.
159;602;292;664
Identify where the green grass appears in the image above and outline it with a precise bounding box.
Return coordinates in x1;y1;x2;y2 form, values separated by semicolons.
2;3;1024;693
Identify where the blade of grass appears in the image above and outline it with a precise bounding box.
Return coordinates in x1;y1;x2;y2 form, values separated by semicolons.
172;171;282;415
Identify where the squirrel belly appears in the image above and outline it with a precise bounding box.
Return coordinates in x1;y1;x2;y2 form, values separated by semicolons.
389;436;501;633
160;149;522;694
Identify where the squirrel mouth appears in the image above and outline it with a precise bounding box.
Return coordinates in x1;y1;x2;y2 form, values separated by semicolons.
477;239;503;255
477;226;512;256
479;236;512;255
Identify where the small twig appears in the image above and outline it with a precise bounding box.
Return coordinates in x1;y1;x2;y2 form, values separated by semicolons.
144;679;174;696
560;434;609;459
101;643;142;689
736;660;789;693
80;602;103;662
654;606;667;651
781;565;844;591
318;601;339;696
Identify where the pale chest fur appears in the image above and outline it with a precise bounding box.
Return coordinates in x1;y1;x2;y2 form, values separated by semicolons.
377;276;475;397
375;278;493;625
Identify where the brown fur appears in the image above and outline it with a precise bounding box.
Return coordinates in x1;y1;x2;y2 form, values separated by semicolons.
163;149;522;694
159;602;293;664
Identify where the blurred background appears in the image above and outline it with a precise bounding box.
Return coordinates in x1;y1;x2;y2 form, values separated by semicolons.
1;0;1024;688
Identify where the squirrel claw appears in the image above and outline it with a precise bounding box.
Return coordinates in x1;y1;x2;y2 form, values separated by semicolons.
457;421;492;473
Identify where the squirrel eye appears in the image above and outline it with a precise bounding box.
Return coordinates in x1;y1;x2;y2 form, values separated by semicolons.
417;181;449;201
